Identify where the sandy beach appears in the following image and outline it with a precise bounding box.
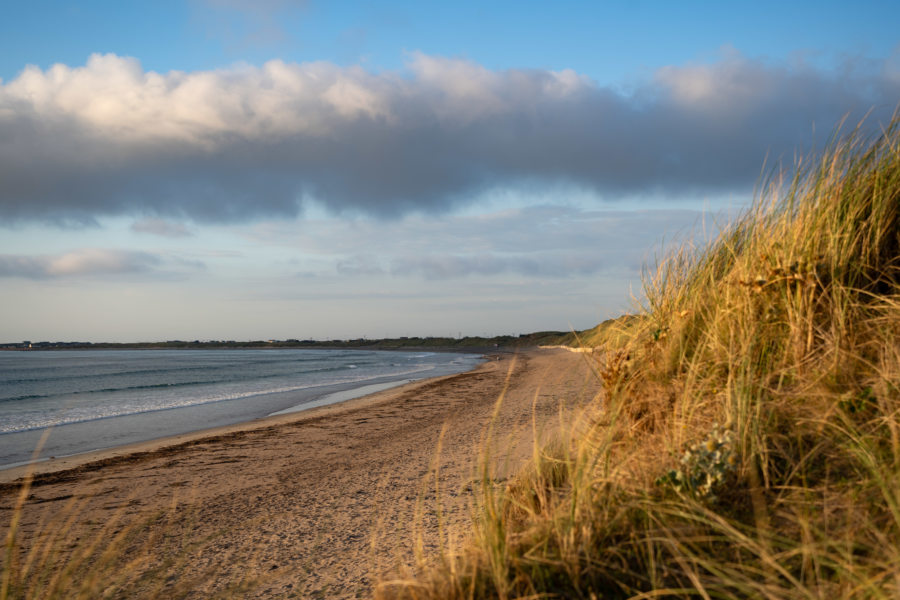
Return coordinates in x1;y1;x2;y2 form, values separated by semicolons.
1;348;602;599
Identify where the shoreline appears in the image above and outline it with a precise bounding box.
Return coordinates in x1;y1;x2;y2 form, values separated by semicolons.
0;349;491;479
0;356;499;486
1;348;602;599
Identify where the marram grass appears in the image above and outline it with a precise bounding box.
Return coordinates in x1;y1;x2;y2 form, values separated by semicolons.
3;116;898;599
377;116;900;599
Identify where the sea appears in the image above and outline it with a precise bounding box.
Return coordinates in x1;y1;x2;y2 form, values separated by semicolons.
0;348;483;470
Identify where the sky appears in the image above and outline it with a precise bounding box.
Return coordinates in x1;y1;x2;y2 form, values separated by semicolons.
1;1;899;342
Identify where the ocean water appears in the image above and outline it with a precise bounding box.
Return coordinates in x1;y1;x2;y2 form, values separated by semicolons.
0;348;483;469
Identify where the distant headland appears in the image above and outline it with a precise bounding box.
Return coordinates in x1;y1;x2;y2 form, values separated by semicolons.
0;330;583;352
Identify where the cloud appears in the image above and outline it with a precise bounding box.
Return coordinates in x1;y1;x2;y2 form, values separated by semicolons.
1;51;897;224
254;204;707;280
0;248;201;278
254;204;708;255
389;253;607;279
335;254;384;276
131;218;193;238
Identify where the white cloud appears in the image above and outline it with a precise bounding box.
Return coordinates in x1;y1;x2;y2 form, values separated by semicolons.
0;51;897;224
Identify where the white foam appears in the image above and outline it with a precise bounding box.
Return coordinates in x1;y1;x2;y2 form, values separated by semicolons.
268;379;415;416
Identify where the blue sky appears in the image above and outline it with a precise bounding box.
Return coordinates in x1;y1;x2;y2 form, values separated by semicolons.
1;1;899;342
3;1;897;85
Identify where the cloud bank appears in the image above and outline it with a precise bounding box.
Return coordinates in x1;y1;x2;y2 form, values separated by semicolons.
247;205;709;280
1;51;898;224
0;248;203;278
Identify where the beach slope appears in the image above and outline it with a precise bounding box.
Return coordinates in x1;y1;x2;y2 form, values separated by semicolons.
1;348;601;599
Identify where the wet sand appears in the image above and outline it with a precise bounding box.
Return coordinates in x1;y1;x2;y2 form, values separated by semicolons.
0;348;602;599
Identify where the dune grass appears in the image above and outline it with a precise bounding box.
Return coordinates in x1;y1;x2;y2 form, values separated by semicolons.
3;115;898;599
376;116;900;599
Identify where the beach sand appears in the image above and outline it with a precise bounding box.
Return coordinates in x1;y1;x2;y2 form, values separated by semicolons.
0;348;602;599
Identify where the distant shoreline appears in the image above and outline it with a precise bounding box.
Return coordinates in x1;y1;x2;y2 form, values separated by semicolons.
0;348;603;598
0;331;577;352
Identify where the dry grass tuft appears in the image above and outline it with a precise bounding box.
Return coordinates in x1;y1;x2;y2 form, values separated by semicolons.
377;114;900;599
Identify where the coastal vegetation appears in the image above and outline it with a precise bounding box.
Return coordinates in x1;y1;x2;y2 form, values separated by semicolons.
3;115;898;598
0;332;576;352
377;116;900;598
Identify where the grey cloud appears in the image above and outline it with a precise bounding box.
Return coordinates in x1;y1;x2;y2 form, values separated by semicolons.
335;255;384;276
0;255;52;278
246;204;711;280
168;256;208;271
390;253;609;280
251;204;709;261
131;218;193;238
0;249;202;278
1;51;897;225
